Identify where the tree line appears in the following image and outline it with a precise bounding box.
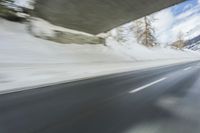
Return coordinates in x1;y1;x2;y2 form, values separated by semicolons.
113;16;186;49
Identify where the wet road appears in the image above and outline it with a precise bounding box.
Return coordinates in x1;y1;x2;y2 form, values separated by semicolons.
0;61;200;133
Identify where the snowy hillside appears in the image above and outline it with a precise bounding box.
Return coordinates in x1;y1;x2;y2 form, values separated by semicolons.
0;18;200;92
0;18;131;64
106;37;200;61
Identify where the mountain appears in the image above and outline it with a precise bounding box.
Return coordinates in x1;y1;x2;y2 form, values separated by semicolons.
185;35;200;51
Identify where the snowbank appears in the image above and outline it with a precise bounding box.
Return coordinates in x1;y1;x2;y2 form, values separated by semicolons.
0;18;128;64
106;37;200;61
0;18;200;93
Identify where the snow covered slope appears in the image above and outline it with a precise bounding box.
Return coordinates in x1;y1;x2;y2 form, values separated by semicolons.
106;37;200;61
0;19;130;64
0;18;200;93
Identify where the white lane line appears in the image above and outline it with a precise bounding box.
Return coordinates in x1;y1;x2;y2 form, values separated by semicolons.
184;67;192;71
129;77;167;94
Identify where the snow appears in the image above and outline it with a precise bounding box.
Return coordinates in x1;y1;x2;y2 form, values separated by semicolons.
0;18;200;93
106;37;200;61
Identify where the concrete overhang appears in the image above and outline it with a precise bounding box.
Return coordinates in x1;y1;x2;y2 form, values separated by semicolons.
34;0;185;34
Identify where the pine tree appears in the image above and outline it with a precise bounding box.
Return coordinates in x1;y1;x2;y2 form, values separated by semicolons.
133;16;158;47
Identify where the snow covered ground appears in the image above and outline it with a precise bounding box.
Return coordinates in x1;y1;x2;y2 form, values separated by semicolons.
0;18;200;93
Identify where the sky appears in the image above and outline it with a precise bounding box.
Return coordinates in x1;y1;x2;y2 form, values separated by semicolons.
153;0;200;44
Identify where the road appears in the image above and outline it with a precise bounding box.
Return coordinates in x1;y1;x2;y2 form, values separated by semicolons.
0;61;200;133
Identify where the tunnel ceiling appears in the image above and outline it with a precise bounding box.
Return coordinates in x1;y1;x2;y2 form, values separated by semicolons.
34;0;185;34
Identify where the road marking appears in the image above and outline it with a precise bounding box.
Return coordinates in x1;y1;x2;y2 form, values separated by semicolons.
129;77;167;94
184;67;191;71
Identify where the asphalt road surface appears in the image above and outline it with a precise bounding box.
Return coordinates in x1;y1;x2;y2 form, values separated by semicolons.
0;61;200;133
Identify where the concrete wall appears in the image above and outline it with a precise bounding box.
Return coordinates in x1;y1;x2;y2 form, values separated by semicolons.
27;18;105;44
34;0;185;34
50;30;105;44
